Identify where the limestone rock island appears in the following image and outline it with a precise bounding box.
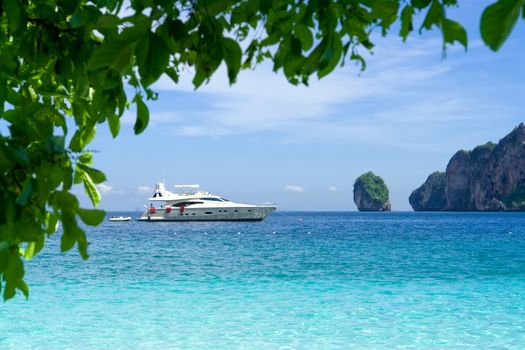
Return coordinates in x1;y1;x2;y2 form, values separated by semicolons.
354;172;391;211
409;171;447;211
410;123;525;211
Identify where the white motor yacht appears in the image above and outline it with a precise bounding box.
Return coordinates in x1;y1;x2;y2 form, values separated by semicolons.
138;184;276;222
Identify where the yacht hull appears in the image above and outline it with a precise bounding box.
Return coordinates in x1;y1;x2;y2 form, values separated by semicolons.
137;206;275;222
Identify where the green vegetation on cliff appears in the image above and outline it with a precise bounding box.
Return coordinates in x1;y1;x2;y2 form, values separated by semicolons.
501;185;525;209
470;142;497;162
355;172;389;204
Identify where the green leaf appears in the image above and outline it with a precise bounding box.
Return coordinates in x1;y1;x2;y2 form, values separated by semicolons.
120;14;151;41
0;241;10;251
74;164;84;184
78;208;105;226
400;5;414;40
31;235;45;258
78;152;93;165
45;136;66;153
76;228;89;260
137;33;170;86
97;13;121;29
442;18;468;49
16;218;42;242
133;95;149;135
196;0;230;16
62;162;74;191
165;67;179;84
52;191;80;211
420;0;443;32
295;24;313;51
411;0;432;9
60;211;89;259
69;125;96;152
0;55;17;77
60;228;76;253
15;179;33;206
18;279;29;299
307;35;329;67
45;212;60;234
112;43;136;74
4;250;26;300
77;164;106;184
192;66;205;88
318;35;343;79
221;38;242;85
372;0;400;30
107;114;120;138
12;146;30;166
481;0;522;51
4;0;23;33
24;241;37;260
82;172;101;207
88;40;136;73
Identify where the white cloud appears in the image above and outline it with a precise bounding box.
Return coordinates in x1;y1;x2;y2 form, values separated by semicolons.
138;34;517;154
137;185;153;194
328;186;338;192
285;185;305;193
97;183;113;194
144;36;468;144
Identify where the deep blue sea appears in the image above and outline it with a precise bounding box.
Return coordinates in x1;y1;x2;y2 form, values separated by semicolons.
2;212;525;349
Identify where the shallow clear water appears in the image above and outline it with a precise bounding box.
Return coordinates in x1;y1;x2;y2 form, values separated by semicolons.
2;212;525;349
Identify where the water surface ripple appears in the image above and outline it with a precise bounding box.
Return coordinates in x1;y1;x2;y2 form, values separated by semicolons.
1;212;525;349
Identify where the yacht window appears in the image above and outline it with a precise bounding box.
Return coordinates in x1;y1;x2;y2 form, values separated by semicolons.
220;198;230;202
205;212;213;214
173;201;203;207
248;210;252;212
199;197;223;202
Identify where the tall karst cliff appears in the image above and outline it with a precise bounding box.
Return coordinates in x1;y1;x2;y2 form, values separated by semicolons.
410;123;525;211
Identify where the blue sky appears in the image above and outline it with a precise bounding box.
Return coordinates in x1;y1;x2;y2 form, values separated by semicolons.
82;2;525;211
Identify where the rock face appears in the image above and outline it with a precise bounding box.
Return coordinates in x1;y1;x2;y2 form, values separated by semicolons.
354;172;391;211
410;123;525;211
409;171;447;211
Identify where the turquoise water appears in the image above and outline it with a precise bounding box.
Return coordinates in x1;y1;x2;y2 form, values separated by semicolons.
2;212;525;349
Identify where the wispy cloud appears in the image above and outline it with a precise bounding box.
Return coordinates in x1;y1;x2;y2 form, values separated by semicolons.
97;183;113;194
138;34;518;154
328;186;338;192
137;185;153;194
285;185;305;193
144;36;473;145
121;111;182;126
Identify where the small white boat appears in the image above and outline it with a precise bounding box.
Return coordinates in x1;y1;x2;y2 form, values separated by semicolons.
138;183;276;222
108;216;132;222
